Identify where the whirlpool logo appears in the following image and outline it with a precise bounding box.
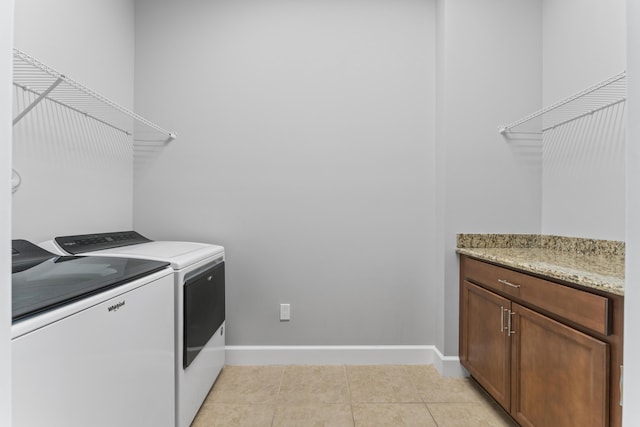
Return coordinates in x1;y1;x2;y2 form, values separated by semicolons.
107;301;126;313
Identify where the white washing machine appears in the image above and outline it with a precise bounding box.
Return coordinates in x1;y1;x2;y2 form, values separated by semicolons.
41;231;226;427
12;239;175;427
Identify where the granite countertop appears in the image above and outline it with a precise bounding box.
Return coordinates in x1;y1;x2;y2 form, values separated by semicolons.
456;234;625;296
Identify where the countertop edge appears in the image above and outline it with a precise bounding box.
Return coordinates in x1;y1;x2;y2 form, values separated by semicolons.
457;247;625;297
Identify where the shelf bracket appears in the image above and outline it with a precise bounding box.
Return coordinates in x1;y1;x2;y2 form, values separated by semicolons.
13;77;63;126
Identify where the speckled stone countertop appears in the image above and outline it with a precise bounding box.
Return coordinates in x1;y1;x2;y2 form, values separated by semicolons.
456;234;625;296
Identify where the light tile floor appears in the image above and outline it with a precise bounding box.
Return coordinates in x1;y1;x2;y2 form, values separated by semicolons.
191;365;518;426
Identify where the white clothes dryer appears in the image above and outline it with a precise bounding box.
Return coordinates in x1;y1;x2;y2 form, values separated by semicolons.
41;231;225;427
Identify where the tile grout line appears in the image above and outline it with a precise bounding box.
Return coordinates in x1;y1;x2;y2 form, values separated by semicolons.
270;365;286;427
343;365;356;426
405;365;445;426
406;365;441;425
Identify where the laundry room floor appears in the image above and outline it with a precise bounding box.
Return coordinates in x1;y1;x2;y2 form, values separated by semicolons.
191;364;516;426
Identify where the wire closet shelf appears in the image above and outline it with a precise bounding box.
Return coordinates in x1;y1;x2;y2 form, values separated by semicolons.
498;71;626;136
12;48;176;142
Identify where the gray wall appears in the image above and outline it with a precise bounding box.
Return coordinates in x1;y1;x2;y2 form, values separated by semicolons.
541;0;627;240
436;0;543;355
11;0;135;243
134;0;439;346
134;0;544;353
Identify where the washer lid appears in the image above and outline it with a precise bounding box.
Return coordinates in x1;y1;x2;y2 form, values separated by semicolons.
12;240;169;323
89;241;224;270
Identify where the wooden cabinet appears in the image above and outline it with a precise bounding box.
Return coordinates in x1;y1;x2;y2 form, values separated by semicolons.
511;302;608;427
460;255;624;427
461;282;511;408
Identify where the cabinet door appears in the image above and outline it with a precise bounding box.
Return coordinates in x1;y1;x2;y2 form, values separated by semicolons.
511;303;609;427
460;281;511;410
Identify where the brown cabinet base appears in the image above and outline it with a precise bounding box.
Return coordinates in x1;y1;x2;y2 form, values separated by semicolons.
459;255;623;427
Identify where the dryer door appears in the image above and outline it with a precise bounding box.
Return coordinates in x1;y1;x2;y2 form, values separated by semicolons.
183;258;225;368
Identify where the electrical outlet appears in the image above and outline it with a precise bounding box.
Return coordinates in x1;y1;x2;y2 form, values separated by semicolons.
280;303;291;321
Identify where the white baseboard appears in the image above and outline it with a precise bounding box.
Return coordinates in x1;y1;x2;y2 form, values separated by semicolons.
225;345;467;377
432;346;469;378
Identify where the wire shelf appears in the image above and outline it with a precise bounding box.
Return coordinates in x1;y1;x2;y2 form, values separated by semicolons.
12;48;176;142
498;71;626;136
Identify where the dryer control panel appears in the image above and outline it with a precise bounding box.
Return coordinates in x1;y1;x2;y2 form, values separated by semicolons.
55;231;152;254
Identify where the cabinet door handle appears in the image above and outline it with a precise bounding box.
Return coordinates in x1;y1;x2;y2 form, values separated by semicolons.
498;279;521;289
507;310;516;336
500;306;505;333
620;365;624;406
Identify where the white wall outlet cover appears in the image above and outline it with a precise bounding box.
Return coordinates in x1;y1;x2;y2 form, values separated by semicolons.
280;303;290;321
